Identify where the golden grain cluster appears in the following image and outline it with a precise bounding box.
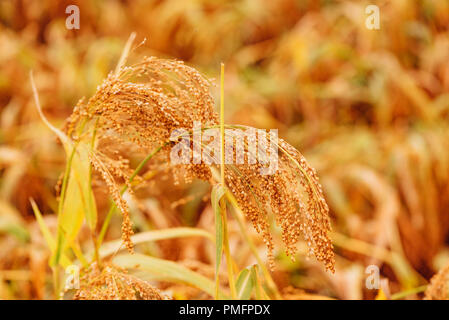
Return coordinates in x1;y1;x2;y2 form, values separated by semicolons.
74;263;168;300
62;56;334;272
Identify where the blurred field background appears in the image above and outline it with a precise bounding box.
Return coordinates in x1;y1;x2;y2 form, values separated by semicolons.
1;0;449;299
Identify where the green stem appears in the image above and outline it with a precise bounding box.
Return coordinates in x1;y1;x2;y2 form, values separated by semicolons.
52;266;61;300
58;145;78;216
89;119;101;267
226;190;281;299
222;211;237;299
219;63;237;299
391;285;427;300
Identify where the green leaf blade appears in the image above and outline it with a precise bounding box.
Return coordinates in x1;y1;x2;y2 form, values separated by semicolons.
236;266;256;300
113;253;227;299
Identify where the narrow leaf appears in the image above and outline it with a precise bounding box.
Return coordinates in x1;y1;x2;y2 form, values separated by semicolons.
252;266;270;300
113;253;227;299
30;72;96;265
236;266;255;300
211;184;225;298
30;199;71;268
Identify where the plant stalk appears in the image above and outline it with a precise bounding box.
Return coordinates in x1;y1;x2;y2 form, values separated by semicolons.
226;190;281;299
219;63;237;299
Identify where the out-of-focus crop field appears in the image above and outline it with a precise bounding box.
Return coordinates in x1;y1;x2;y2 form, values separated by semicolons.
1;0;449;300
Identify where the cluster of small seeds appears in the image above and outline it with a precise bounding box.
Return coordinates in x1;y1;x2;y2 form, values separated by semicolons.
63;56;334;272
89;152;134;252
74;263;169;300
222;138;334;272
425;262;449;300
